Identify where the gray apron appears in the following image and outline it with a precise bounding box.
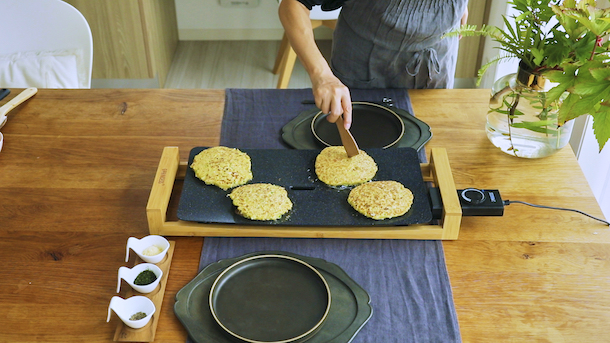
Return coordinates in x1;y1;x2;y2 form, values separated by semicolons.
330;0;468;89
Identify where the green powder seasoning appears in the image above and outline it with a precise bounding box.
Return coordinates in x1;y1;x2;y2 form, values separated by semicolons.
134;269;158;285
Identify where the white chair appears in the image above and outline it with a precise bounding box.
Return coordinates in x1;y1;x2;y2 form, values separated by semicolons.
274;4;341;89
0;0;93;88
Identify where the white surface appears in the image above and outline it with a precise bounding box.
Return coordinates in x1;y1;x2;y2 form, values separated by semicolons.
0;0;92;88
309;4;341;20
0;50;82;88
575;116;610;220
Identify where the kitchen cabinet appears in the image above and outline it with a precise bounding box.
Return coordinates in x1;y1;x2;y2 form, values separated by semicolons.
64;0;178;87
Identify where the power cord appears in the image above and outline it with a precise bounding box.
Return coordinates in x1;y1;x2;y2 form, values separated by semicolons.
504;200;610;226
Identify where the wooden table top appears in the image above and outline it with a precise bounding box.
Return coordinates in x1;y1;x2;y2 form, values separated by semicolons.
0;88;608;342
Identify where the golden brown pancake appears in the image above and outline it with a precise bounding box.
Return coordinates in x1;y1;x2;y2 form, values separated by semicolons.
228;183;293;220
315;146;378;186
190;146;253;190
348;181;413;220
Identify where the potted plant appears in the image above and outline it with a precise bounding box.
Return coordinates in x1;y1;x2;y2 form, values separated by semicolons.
446;0;610;158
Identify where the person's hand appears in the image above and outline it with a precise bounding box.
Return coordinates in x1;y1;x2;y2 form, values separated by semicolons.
459;7;469;39
311;72;352;129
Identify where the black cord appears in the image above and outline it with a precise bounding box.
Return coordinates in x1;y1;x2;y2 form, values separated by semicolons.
504;200;610;226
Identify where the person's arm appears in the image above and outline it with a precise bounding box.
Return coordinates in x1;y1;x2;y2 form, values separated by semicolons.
278;0;352;128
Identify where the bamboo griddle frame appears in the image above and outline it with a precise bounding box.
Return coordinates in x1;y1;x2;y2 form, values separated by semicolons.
146;147;462;240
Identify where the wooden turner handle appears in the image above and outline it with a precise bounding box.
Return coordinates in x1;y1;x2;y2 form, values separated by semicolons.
335;116;360;157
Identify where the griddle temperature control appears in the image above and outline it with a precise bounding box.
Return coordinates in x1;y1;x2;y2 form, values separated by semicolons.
428;187;505;219
460;188;486;205
457;188;504;216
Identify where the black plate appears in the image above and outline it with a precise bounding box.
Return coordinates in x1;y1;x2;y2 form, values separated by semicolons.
312;102;404;149
175;251;373;343
176;147;433;226
282;103;432;151
209;255;331;343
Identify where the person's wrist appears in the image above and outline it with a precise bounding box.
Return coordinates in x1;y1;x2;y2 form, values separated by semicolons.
309;65;334;85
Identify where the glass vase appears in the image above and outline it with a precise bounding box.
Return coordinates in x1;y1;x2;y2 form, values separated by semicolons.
486;64;573;158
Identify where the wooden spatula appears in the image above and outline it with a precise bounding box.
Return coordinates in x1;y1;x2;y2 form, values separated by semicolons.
0;87;38;129
335;115;360;157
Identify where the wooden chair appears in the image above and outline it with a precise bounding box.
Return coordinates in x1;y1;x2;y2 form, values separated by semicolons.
273;4;341;89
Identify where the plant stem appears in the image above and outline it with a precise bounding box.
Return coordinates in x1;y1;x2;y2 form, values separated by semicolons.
508;93;521;156
591;35;601;61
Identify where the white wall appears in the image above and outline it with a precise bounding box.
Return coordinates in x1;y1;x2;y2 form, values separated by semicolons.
567;0;610;220
175;0;333;40
573;117;610;220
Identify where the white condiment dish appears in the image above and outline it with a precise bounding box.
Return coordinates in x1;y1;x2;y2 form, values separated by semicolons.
107;295;156;329
117;263;163;294
125;235;170;264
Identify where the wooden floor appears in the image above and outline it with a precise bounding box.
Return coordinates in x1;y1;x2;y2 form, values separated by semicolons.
164;40;476;90
164;40;332;89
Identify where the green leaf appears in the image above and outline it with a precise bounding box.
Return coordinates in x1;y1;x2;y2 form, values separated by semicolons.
572;79;610;96
531;48;545;65
557;93;581;122
510;120;559;135
476;55;512;85
562;0;577;8
546;64;579;84
592;109;610;151
558;84;610;123
546;82;571;104
515;11;531;23
588;67;610;81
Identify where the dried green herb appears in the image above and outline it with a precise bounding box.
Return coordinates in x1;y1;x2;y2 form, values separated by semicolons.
134;269;157;285
130;311;147;321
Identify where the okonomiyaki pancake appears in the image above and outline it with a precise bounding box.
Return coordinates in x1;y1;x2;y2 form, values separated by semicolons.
348;181;413;220
315;146;377;186
190;146;253;190
229;183;293;220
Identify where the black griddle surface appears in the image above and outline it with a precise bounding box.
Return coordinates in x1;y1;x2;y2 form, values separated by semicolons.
177;147;432;226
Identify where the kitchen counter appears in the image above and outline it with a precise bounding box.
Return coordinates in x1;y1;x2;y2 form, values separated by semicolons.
0;88;608;342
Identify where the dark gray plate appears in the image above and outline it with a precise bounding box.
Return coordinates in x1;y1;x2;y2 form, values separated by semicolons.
175;251;373;343
209;255;330;343
282;102;432;151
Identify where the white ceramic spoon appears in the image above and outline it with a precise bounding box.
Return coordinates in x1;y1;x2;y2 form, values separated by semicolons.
125;235;170;264
117;263;163;294
107;296;155;329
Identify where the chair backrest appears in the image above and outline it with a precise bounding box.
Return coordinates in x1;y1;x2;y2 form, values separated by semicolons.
0;0;93;88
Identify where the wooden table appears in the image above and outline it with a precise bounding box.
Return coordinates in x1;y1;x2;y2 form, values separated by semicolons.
0;89;607;342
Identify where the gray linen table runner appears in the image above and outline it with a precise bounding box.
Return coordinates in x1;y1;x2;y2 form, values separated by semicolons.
189;88;460;343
